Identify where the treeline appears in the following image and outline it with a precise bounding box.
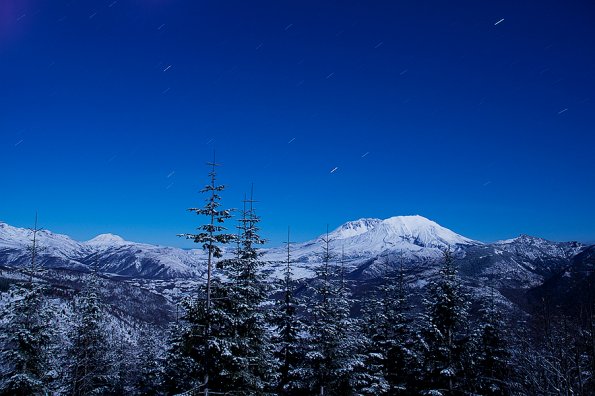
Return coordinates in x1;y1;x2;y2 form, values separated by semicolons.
2;165;595;395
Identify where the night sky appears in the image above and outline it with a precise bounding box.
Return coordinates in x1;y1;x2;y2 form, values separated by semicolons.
1;0;594;247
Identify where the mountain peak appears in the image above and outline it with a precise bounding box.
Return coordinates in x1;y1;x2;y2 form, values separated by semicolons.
496;234;548;245
373;215;478;248
320;215;479;256
86;233;128;247
329;218;382;240
382;214;437;227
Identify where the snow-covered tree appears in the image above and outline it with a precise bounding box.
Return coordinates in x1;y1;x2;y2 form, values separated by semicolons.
207;189;275;394
303;232;361;395
109;328;136;395
0;284;53;396
161;319;200;394
166;187;274;395
271;227;306;394
65;270;113;395
166;156;236;393
419;248;471;395
0;216;54;396
179;154;234;301
355;305;389;395
179;154;235;308
359;258;417;395
133;324;164;395
471;291;512;395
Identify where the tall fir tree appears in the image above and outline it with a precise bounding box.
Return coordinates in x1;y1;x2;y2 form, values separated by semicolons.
357;291;389;396
167;155;236;393
161;318;201;394
271;227;306;394
179;153;235;308
210;187;275;394
360;257;417;395
109;328;135;395
419;248;470;395
471;288;512;395
303;230;360;395
0;214;54;396
65;265;113;395
133;324;163;396
336;247;369;396
0;287;53;396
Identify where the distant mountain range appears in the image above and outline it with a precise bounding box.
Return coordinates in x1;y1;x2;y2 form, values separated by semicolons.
2;214;592;335
0;216;588;294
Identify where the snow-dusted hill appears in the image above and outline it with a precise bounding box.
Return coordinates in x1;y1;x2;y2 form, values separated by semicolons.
0;222;205;279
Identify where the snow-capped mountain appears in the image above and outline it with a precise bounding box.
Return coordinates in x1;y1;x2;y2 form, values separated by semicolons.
264;215;480;279
0;222;205;279
86;233;130;248
340;215;478;250
0;216;586;287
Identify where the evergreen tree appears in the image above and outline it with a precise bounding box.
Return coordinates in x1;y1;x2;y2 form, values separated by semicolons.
161;319;200;394
65;268;113;396
472;290;512;395
303;231;360;395
271;227;306;394
419;249;470;395
167;155;235;393
208;188;275;394
0;284;53;396
167;187;273;395
134;324;164;396
357;294;390;396
179;153;235;306
67;267;113;395
0;215;54;396
110;329;135;395
360;257;417;395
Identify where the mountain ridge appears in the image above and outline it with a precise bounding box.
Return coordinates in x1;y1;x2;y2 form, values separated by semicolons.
0;217;586;283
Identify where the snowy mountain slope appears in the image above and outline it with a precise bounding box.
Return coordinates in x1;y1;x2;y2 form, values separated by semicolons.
263;215;480;280
350;234;584;288
327;218;382;240
0;222;206;279
443;234;586;290
263;216;585;290
528;245;595;314
85;244;205;279
492;234;582;276
0;222;89;258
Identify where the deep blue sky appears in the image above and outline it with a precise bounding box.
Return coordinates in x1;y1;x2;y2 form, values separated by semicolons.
1;0;594;247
